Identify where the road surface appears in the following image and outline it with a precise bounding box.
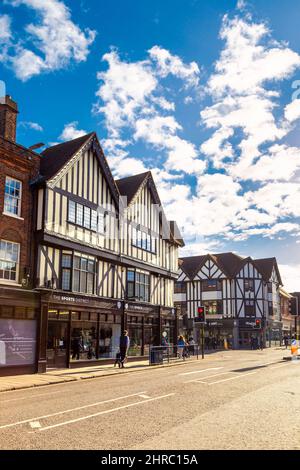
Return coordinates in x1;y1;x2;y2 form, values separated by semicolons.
0;348;299;450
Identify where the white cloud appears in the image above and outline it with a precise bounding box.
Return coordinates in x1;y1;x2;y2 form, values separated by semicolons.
3;0;96;80
201;15;300;171
284;99;300;123
0;14;11;42
59;122;87;141
148;46;200;88
278;264;300;292
95;48;204;177
19;121;44;131
231;144;300;181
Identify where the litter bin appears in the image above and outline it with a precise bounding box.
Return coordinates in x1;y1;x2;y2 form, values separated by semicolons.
150;348;164;365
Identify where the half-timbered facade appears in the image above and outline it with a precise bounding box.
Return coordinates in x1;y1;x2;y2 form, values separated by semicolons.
174;252;283;349
34;132;183;371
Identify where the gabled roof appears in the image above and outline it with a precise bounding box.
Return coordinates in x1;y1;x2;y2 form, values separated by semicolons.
116;171;184;247
40;132;94;180
212;252;245;278
180;255;208;279
253;258;282;285
179;252;282;283
116;171;151;205
39;132;121;206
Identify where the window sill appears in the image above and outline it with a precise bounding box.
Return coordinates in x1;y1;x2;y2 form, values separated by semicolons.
0;280;22;287
2;212;24;221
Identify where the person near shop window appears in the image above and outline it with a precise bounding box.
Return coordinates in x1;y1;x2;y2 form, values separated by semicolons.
119;330;130;368
71;336;81;360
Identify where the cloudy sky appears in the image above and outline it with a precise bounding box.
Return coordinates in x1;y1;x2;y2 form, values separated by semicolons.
1;0;300;290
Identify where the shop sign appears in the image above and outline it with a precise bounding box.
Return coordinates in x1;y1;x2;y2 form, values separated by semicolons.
126;303;158;315
52;294;118;311
206;320;223;327
239;319;259;329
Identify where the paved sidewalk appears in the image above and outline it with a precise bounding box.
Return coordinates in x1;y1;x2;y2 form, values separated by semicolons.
0;356;201;393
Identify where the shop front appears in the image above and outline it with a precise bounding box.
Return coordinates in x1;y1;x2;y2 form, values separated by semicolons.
37;292;177;370
39;292;124;371
0;286;40;376
266;319;283;347
124;303;177;357
204;319;235;349
238;318;264;349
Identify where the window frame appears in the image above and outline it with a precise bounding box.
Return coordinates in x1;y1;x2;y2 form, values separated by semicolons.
0;239;20;284
244;278;254;292
126;269;150;302
4;177;22;218
202;279;222;291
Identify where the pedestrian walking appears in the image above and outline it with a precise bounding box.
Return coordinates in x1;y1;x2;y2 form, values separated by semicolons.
119;330;130;368
283;334;289;349
188;336;195;355
71;336;81;360
177;335;186;359
259;335;264;350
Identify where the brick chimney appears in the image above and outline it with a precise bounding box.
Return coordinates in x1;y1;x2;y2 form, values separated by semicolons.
0;95;18;142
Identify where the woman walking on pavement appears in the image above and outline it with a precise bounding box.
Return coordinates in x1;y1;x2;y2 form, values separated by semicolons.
177;335;186;359
119;330;130;368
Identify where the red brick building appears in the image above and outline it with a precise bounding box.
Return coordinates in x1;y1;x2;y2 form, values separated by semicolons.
0;95;41;375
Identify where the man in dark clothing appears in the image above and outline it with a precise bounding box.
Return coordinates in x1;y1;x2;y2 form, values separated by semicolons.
119;330;130;368
71;336;81;360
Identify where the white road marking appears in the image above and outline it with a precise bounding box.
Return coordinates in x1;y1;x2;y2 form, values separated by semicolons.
184;371;233;383
270;363;290;370
33;393;176;432
138;394;151;399
202;371;257;385
0;390;64;403
29;422;41;429
179;367;223;377
0;391;147;430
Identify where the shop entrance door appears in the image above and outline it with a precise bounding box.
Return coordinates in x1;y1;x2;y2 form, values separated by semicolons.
47;321;69;369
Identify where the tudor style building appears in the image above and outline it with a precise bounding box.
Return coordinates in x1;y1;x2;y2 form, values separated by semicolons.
0;96;41;376
34;132;183;371
174;252;283;349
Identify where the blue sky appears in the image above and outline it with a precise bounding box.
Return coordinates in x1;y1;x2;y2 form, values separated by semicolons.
1;0;300;290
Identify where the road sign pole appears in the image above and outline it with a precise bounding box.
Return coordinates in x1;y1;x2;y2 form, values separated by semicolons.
201;324;204;359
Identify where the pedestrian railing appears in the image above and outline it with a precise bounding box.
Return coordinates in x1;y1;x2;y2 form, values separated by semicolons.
149;344;199;365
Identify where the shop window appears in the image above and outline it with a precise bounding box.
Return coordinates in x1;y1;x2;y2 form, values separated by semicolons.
244;279;254;292
0;318;36;367
1;306;14;318
71;319;97;362
4;177;22;217
202;280;222;291
48;310;58;320
0;240;20;283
